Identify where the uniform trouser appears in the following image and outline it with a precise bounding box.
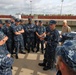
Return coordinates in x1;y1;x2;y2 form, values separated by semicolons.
27;37;34;52
23;34;27;49
43;45;56;68
37;39;44;52
15;40;25;55
12;38;15;53
24;37;27;49
34;34;37;48
6;40;13;54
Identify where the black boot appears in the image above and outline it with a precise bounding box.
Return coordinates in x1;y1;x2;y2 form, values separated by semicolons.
38;63;46;67
43;66;51;71
11;66;13;69
41;51;44;54
16;54;18;59
36;50;39;53
28;49;30;53
21;50;26;54
32;49;34;52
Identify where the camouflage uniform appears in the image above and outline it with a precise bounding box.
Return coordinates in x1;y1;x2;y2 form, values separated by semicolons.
20;20;27;50
25;23;36;52
43;28;59;69
0;20;5;32
34;20;38;48
38;20;59;70
0;31;13;75
4;20;14;54
13;22;25;57
23;24;28;50
36;24;46;53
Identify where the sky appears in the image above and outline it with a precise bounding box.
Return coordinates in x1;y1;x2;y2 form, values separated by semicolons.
0;0;76;15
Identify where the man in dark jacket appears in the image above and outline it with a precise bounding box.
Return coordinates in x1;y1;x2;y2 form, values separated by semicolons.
38;20;59;70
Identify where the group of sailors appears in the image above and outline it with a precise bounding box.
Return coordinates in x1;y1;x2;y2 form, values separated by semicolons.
0;16;59;59
1;16;76;75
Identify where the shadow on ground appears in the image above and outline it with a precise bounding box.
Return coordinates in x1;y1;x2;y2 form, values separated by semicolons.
12;52;56;75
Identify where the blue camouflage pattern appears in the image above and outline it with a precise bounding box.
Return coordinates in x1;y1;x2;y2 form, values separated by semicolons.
0;31;7;51
0;31;13;75
36;25;46;53
3;25;14;54
56;40;76;71
25;23;36;38
13;24;25;54
0;55;13;75
25;23;36;52
13;25;24;41
46;29;59;47
0;45;9;55
43;28;59;68
0;26;4;32
59;32;76;42
0;31;6;41
36;25;46;35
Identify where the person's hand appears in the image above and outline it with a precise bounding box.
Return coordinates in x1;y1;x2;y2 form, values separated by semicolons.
47;32;50;35
40;37;44;41
39;35;42;38
60;35;62;38
18;31;21;33
0;40;5;45
7;54;11;58
45;41;47;45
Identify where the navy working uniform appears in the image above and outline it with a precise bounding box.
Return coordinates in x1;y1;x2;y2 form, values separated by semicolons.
34;20;38;48
23;24;28;50
25;18;36;53
0;20;7;50
46;25;50;34
36;20;46;53
4;20;14;55
0;20;7;34
0;20;4;32
10;16;16;53
13;19;25;59
0;31;13;75
44;25;51;50
38;20;59;70
20;20;27;50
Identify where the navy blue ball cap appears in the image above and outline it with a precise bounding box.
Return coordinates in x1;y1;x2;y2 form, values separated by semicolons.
49;20;57;25
5;20;10;24
39;20;42;23
34;20;37;22
15;19;20;22
11;16;16;20
0;20;3;24
28;18;32;21
56;40;76;71
20;20;23;22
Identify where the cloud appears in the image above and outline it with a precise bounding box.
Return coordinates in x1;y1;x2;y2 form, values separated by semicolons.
0;0;76;15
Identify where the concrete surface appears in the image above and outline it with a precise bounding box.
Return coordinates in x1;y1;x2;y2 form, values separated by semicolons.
12;52;56;75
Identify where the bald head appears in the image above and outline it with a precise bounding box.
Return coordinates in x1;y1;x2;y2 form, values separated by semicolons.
63;20;67;23
63;20;68;26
